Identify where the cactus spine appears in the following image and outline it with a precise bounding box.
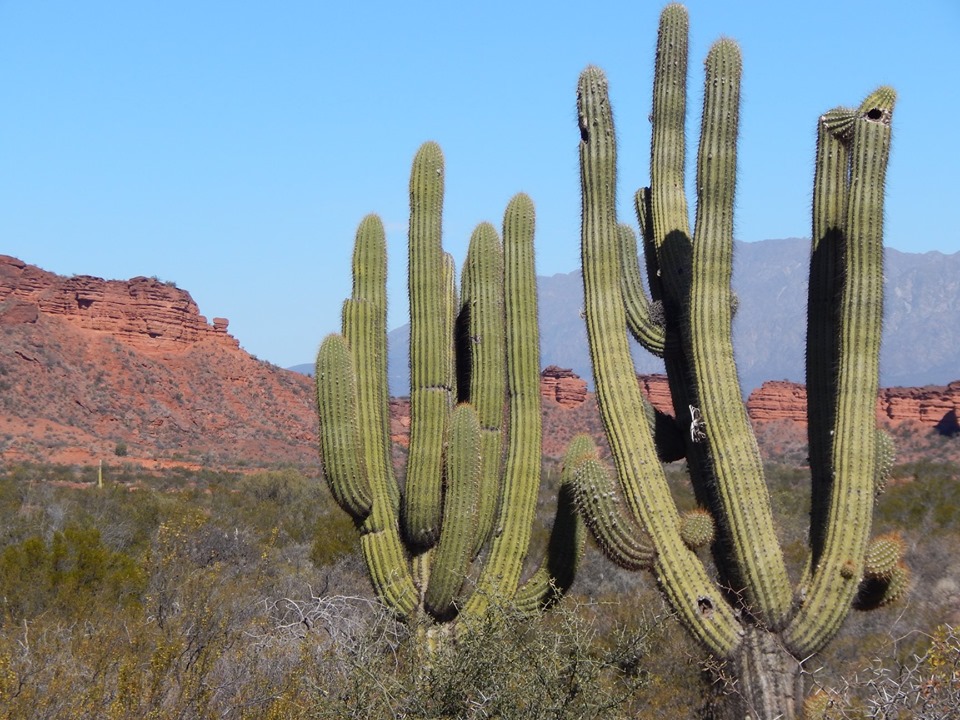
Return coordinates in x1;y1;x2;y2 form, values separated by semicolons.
317;142;584;626
575;5;896;717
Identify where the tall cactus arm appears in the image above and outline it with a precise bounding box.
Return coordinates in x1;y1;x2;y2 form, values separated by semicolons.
317;222;418;618
806;107;852;561
442;251;459;401
316;334;372;522
458;223;507;555
688;39;792;629
620;224;666;355
577;65;741;658
359;526;419;618
648;3;693;308
634;187;664;304
572;456;655;571
424;403;482;620
645;5;719;522
785;88;895;656
513;439;589;613
343;215;400;512
463;192;543;616
403;141;452;549
564;433;652;571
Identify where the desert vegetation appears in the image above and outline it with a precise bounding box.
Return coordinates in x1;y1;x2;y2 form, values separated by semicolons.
4;2;958;717
0;458;957;718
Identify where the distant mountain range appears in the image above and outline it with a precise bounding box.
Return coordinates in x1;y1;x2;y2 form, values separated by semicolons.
299;238;960;396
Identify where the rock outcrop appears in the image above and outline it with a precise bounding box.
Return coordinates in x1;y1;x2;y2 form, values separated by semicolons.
2;254;955;471
0;256;314;469
637;374;674;415
744;381;809;423
540;366;588;407
746;380;960;432
0;255;238;352
880;382;960;431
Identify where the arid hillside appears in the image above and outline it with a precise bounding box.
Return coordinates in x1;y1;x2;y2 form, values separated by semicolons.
0;255;317;469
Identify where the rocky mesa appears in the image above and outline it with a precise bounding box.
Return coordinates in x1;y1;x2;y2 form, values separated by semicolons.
747;379;960;434
0;256;317;469
0;255;237;351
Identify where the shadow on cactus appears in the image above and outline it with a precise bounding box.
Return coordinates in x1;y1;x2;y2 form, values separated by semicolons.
316;141;586;628
574;4;899;718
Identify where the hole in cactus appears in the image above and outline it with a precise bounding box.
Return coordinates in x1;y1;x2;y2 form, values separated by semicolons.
866;108;883;121
579;118;590;143
697;596;714;617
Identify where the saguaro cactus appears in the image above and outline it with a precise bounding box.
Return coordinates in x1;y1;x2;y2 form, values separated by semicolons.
575;5;897;717
316;141;584;627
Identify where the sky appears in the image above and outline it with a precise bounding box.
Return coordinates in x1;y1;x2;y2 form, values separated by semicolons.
2;0;958;369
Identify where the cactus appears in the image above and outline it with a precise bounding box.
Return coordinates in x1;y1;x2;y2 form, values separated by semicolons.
316;142;584;627
574;4;896;717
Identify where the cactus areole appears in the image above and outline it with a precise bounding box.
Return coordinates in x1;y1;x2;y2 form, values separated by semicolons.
316;143;585;629
574;4;896;718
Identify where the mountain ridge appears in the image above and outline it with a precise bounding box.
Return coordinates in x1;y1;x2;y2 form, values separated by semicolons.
370;238;960;396
3;246;956;471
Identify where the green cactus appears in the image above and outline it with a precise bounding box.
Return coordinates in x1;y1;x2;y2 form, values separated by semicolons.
863;532;904;581
316;142;584;628
574;4;896;717
679;509;715;551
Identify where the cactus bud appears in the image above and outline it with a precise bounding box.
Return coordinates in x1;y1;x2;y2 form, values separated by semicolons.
680;508;715;550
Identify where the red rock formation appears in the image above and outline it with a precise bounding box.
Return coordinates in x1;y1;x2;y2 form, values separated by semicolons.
540;366;588;408
879;382;960;427
0;255;313;470
744;381;808;423
637;374;674;416
389;398;412;447
389;369;592;450
0;255;238;352
0;301;39;325
746;380;960;430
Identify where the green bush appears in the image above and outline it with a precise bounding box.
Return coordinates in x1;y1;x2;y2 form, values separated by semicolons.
876;461;960;534
0;525;145;621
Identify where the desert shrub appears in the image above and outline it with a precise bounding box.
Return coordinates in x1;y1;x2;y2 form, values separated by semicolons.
808;624;960;719
309;511;358;567
877;461;960;535
0;524;145;622
225;469;328;545
246;593;667;720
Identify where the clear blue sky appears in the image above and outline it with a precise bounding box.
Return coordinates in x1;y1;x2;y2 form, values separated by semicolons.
2;1;957;368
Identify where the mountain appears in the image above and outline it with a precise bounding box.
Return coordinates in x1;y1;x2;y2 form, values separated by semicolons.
0;255;318;469
287;362;315;376
383;239;960;396
4;247;955;471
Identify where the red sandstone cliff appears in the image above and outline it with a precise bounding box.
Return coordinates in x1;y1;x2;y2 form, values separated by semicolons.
744;381;810;423
637;374;673;415
0;256;316;469
747;380;960;431
0;255;237;351
540;365;588;407
1;255;955;471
